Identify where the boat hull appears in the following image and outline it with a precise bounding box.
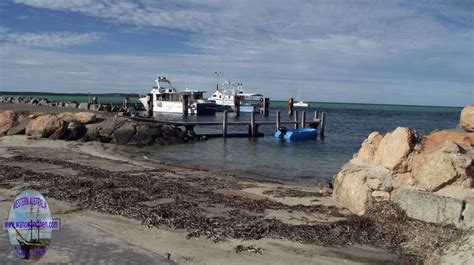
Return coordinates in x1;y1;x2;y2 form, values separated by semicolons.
274;128;317;141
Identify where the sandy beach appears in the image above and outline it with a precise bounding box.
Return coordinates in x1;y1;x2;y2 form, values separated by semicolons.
0;133;467;264
0;135;397;264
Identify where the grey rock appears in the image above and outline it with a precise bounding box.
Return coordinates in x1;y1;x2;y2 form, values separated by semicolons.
64;121;87;140
381;175;394;192
7;116;31;135
111;122;136;145
66;102;79;109
128;125;163;145
78;102;90;110
89;104;99;111
462;203;474;228
393;188;464;226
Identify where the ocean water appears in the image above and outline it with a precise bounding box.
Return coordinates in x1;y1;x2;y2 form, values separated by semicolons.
129;102;462;183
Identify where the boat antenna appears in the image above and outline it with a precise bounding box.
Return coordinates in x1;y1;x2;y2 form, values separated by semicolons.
214;71;221;90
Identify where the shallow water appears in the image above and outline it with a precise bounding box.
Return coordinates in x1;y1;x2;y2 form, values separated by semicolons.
131;102;461;183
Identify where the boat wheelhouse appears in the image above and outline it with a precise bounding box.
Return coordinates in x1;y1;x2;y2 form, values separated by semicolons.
139;76;216;115
207;80;264;112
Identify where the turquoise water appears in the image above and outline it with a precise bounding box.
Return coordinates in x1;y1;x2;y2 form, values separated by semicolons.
131;103;461;183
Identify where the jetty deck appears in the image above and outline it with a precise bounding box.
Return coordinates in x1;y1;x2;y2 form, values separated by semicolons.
133;110;326;139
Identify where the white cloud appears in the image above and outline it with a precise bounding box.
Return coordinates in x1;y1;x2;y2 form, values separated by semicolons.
0;43;471;107
4;0;473;106
0;29;103;48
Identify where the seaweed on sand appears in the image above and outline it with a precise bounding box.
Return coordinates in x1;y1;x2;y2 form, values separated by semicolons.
0;156;464;263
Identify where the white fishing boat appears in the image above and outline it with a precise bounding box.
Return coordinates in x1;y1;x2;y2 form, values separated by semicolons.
294;83;309;107
207;80;264;112
139;76;216;115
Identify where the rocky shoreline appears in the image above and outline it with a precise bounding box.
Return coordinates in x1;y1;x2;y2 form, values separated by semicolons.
0;109;195;146
333;105;474;231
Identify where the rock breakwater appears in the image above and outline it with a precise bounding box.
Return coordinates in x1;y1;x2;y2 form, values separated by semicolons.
0;109;195;145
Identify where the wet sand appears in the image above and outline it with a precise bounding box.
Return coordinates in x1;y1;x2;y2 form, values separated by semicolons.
0;135;462;264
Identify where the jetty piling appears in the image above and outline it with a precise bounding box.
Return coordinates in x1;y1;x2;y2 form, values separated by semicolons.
301;111;306;128
320;112;326;138
314;110;319;121
276;110;281;130
294;110;299;129
263;97;270;117
250;112;256;137
223;111;228;138
182;95;189;115
288;97;294;116
234;95;241;117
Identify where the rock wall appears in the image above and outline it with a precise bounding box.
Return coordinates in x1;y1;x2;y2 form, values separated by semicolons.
333;105;474;229
0;96;142;114
0;110;195;146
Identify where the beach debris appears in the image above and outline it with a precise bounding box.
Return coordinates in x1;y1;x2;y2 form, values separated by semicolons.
262;187;323;198
235;244;263;254
0;155;465;263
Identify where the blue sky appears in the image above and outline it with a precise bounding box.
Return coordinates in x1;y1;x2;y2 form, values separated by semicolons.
0;0;472;106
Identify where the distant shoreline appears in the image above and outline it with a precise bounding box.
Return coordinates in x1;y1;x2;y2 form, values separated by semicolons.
0;91;463;109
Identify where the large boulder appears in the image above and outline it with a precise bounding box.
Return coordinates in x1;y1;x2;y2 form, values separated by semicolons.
0;110;16;136
460;105;474;132
73;112;96;124
424;130;474;152
25;114;64;138
374;127;416;173
7;115;31;135
354;132;382;162
57;112;75;122
111;122;136;145
412;141;472;192
128;125;163;145
333;162;391;215
393;188;464;226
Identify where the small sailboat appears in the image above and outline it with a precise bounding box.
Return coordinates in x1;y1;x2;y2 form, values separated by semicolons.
294;82;309;107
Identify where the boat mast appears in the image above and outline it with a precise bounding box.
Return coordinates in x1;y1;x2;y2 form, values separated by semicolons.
298;81;301;101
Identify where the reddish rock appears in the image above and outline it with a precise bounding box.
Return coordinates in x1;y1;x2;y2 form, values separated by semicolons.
25;114;64;138
460;105;474;132
424;130;474;152
0;110;16;136
413;141;473;192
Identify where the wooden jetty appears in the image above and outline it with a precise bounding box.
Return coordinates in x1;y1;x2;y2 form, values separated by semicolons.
133;110;326;139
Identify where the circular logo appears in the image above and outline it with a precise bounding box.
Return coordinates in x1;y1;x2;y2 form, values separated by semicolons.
3;189;60;263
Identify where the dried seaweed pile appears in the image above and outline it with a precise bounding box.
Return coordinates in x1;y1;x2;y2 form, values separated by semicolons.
0;155;464;262
262;187;323;198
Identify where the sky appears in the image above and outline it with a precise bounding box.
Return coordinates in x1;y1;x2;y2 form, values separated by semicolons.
0;0;472;107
